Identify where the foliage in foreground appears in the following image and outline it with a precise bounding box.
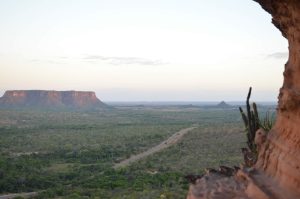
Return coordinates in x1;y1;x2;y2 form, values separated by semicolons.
239;87;276;166
0;105;274;198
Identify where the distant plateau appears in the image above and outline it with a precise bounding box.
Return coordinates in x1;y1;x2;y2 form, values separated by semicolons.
0;90;107;110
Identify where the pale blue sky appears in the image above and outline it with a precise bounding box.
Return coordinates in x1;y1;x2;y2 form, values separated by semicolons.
0;0;287;101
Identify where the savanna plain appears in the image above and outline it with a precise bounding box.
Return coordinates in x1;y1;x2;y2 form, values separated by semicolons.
0;104;274;198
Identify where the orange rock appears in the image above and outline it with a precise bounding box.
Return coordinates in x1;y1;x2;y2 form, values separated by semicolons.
187;1;300;198
0;90;107;109
254;0;300;196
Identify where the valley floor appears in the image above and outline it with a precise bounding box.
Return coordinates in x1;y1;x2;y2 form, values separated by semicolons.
0;105;265;198
113;126;197;169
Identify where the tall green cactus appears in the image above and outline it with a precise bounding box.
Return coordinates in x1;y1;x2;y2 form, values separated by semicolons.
239;87;260;153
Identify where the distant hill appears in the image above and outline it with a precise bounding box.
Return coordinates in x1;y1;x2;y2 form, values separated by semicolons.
0;90;107;110
216;101;231;108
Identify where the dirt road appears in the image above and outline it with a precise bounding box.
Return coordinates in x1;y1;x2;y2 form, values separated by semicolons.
0;192;38;199
113;125;197;169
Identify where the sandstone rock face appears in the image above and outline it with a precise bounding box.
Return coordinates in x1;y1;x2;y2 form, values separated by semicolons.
254;0;300;196
0;90;107;109
187;172;249;199
187;1;300;198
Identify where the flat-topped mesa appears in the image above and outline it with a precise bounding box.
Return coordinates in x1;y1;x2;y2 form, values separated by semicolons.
0;90;107;109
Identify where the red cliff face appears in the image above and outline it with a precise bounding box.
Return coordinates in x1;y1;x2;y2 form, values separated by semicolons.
0;90;107;109
254;0;300;196
187;1;300;198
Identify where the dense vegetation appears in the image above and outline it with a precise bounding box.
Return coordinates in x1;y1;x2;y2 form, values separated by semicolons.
0;105;275;198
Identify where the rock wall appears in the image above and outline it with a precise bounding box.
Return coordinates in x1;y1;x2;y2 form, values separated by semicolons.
187;1;300;198
0;90;106;109
254;0;300;195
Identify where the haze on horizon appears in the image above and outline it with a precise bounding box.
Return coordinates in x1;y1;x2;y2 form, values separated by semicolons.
0;0;287;101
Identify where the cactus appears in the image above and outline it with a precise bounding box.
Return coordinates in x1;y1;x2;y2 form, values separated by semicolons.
239;87;275;167
239;87;260;154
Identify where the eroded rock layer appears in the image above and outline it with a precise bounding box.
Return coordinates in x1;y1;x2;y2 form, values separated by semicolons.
254;0;300;195
187;0;300;198
0;90;107;109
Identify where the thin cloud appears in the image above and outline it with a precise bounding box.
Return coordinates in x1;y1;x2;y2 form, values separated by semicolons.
267;52;288;59
83;55;167;66
29;59;65;64
57;56;69;59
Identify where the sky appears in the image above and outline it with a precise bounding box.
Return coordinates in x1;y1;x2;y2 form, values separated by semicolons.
0;0;288;101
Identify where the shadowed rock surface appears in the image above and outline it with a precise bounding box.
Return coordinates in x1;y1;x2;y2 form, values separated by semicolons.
0;90;107;110
253;0;300;196
187;0;300;198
